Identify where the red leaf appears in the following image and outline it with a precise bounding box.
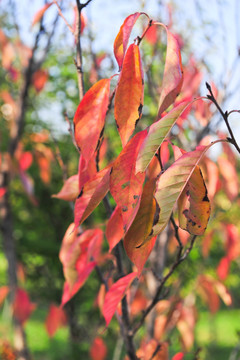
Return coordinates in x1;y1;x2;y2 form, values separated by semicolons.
145;26;158;44
78;154;97;191
32;2;53;27
124;179;158;274
60;227;103;306
13;288;36;325
106;206;124;252
45;304;67;337
172;353;184;360
155;24;183;116
32;69;48;93
90;337;107;360
217;256;230;281
110;131;147;231
225;224;240;260
74;166;111;227
114;44;144;147
0;286;9;307
114;13;141;70
103;272;137;326
0;187;7;197
74;79;110;164
218;156;238;201
19;152;33;171
52;175;79;201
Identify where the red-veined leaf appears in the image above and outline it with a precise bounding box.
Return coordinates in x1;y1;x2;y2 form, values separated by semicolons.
154;23;183;117
32;2;53;27
90;337;107;360
0;286;9;307
114;12;141;70
106;205;124;252
45;304;67;337
124;179;158;274
114;44;144;147
136;101;188;173
102;272;137;327
110;131;147;231
13;288;36;325
145;141;223;244
52;175;78;201
74;166;111;227
74;79;110;164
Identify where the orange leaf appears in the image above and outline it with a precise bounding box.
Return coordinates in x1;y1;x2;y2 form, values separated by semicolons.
136;340;169;360
114;44;144;147
90;337;107;360
114;12;141;70
32;2;53;27
13;288;36;325
60;228;103;306
74;166;111;227
78;154;97;191
102;272;137;326
74;79;110;164
155;24;183;116
124;179;157;274
0;286;9;307
110;131;147;231
32;69;48;92
178;166;210;236
106;205;124;252
45;304;67;337
52;175;79;201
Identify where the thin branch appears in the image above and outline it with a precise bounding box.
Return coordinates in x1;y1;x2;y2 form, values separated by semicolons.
150;344;162;360
64;112;79;152
133;235;197;335
52;0;74;34
170;215;183;255
206;82;240;154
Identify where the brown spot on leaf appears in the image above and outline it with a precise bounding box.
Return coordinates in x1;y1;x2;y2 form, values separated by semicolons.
122;206;128;212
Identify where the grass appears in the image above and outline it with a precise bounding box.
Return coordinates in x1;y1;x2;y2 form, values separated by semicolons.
1;307;240;359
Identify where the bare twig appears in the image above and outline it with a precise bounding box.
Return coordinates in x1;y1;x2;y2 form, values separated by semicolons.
133;235;197;335
206;82;240;154
52;0;74;34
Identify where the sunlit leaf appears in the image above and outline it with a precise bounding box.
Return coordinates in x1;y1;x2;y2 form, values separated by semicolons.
155;23;183;116
110;131;147;231
136;101;188;173
114;44;144;147
52;175;78;201
32;2;53;27
74;79;110;164
145;141;223;243
106;205;124;252
178;166;210;235
74;166;111;227
114;12;141;70
102;272;137;326
124;179;157;274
